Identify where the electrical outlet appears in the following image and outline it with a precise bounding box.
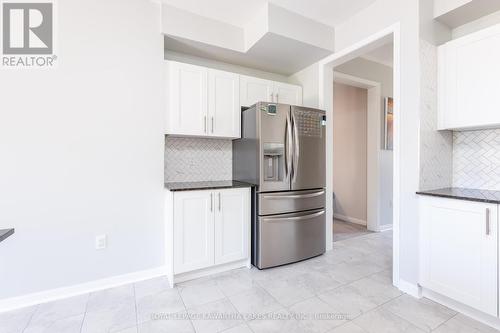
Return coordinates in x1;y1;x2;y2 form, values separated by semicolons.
95;234;107;250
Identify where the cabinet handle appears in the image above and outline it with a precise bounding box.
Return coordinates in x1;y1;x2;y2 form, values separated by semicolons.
204;116;207;133
211;117;214;133
276;93;279;103
486;208;491;235
210;193;213;212
218;192;221;211
270;93;274;102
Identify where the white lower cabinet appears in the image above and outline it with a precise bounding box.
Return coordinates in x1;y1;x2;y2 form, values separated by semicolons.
166;187;250;285
214;189;250;265
173;190;214;274
419;196;498;316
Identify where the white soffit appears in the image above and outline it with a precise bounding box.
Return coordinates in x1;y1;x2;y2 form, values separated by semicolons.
161;3;335;75
434;0;500;28
361;43;394;68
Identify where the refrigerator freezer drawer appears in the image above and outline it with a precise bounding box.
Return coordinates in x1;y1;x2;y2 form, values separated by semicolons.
255;209;326;269
258;189;325;216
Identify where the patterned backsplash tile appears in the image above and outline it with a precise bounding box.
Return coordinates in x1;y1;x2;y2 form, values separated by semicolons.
164;137;232;182
453;129;500;191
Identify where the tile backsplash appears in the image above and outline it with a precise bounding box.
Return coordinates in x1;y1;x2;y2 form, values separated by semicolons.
164;137;232;182
453;129;500;191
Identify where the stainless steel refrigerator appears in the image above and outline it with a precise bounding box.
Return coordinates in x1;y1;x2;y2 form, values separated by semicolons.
233;102;326;269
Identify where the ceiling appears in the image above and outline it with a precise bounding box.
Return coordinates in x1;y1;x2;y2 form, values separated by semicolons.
161;0;377;28
362;43;394;67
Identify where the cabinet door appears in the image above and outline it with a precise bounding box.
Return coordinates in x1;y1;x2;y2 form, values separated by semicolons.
420;197;498;316
214;188;250;265
166;62;208;136
173;190;214;274
208;69;240;138
240;75;273;107
273;82;303;106
441;24;500;129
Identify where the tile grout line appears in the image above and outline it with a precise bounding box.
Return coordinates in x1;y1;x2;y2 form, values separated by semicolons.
431;313;459;332
21;304;39;333
78;293;90;333
177;284;197;332
132;284;139;333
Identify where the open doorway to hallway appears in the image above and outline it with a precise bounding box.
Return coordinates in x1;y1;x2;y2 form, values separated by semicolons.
332;42;394;242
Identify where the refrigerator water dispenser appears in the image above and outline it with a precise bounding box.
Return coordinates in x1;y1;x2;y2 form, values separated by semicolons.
263;143;284;182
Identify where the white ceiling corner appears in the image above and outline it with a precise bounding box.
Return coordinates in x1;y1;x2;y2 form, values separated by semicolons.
160;0;376;74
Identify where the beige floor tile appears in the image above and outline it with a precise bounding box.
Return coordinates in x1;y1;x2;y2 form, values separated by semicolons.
0;306;38;333
228;286;281;316
329;322;368;333
453;314;500;333
383;295;456;332
258;275;315;307
136;288;185;324
354;308;425;333
178;279;226;309
317;285;378;319
289;296;348;333
187;298;243;333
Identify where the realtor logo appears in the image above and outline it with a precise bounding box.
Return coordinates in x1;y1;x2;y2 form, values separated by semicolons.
1;1;57;68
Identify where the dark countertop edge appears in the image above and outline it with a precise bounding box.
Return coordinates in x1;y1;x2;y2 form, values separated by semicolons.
165;181;255;192
416;189;500;204
0;229;14;243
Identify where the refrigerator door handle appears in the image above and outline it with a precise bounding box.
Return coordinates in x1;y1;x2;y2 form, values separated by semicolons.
285;114;293;181
262;190;325;200
262;210;325;222
291;111;300;183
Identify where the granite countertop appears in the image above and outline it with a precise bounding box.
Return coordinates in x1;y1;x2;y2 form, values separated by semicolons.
0;229;14;243
416;187;500;204
165;180;255;192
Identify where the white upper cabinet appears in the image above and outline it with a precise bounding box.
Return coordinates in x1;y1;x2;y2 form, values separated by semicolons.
165;61;240;138
273;81;303;105
208;69;240;138
240;75;303;107
166;62;208;136
240;75;274;107
438;24;500;130
419;196;498;316
166;61;303;137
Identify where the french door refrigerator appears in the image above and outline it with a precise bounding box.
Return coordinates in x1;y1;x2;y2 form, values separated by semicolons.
233;102;326;269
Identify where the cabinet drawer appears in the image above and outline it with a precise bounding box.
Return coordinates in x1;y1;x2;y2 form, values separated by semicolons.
257;209;325;268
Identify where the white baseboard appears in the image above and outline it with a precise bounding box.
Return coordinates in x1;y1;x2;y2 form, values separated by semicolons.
334;213;367;226
422;288;500;331
0;266;166;313
173;260;249;286
374;224;393;232
397;279;422;298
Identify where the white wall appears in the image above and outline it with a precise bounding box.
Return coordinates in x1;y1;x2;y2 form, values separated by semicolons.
288;62;321;108
335;58;394;227
165;50;292;83
0;0;165;300
333;83;368;224
336;57;393;98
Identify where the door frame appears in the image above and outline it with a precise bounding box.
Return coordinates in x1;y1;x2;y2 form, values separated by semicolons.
319;23;401;287
333;72;384;232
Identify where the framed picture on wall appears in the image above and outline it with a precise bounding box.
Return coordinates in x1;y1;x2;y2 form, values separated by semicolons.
384;97;394;150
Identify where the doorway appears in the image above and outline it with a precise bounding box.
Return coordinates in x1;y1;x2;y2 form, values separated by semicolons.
319;24;401;286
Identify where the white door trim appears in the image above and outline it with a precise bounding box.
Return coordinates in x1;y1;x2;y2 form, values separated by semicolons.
319;23;401;288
